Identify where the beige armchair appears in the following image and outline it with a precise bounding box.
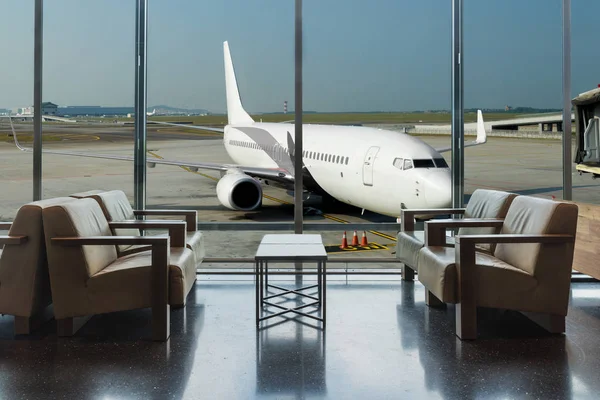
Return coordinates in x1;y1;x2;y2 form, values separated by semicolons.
42;198;197;341
0;197;77;335
417;196;578;339
396;189;517;281
70;190;204;262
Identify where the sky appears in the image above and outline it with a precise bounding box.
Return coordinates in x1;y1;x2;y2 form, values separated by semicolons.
1;0;599;113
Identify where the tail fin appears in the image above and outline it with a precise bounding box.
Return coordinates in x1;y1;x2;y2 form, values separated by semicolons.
223;41;254;125
476;109;487;144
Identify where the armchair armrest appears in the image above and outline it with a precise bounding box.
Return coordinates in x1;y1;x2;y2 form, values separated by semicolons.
0;235;28;245
52;235;169;246
133;210;197;232
52;235;171;341
401;208;465;231
425;219;505;246
0;222;12;230
109;221;186;247
456;234;575;245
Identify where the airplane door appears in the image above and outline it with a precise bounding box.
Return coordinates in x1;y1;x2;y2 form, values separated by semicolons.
362;146;380;186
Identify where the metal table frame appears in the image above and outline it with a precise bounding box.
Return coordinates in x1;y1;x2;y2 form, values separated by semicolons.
255;234;328;327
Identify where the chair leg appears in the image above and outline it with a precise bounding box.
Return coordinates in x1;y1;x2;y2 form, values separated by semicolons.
152;244;170;341
14;317;33;336
401;264;415;281
14;305;54;336
521;312;565;334
425;290;444;307
56;316;92;337
455;301;477;340
455;240;477;340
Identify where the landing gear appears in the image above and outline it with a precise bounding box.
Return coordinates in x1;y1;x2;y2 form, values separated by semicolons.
303;207;322;216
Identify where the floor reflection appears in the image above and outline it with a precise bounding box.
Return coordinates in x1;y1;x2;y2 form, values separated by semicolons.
0;286;206;399
397;281;574;399
256;322;326;398
0;277;598;399
255;279;327;399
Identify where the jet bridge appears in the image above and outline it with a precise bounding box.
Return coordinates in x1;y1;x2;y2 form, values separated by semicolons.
574;87;600;177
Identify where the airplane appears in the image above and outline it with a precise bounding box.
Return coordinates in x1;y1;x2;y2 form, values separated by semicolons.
10;41;488;218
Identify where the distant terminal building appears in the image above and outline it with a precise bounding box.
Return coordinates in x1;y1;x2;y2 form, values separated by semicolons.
42;102;58;115
13;103;58;116
57;106;134;117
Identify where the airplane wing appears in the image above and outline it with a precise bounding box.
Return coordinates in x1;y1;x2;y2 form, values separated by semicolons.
8;117;294;184
0;115;77;123
434;109;487;153
148;120;225;133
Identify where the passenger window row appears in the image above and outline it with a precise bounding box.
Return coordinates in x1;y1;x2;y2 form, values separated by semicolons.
302;150;349;165
229;139;260;149
228;139;350;165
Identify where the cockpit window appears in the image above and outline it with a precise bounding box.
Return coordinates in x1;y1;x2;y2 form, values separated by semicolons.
433;158;448;168
403;159;413;170
393;158;403;170
413;159;436;168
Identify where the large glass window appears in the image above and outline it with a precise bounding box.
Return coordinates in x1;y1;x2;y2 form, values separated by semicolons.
463;1;564;204
0;2;34;221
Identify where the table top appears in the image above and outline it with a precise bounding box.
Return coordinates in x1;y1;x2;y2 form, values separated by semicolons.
260;234;323;245
255;242;328;261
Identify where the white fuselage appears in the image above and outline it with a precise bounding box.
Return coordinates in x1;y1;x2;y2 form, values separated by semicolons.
222;122;452;217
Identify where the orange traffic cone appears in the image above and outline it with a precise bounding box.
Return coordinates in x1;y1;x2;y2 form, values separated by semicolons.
351;230;359;246
360;231;369;246
340;231;348;249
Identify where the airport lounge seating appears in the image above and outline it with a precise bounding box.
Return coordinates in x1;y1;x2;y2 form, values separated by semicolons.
70;189;204;263
0;197;79;335
417;195;578;340
396;189;518;281
42;198;197;340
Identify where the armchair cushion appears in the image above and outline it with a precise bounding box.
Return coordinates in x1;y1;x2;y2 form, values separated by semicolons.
457;189;518;253
185;231;205;260
88;247;195;311
494;197;579;276
89;190;140;255
397;231;455;269
418;246;537;304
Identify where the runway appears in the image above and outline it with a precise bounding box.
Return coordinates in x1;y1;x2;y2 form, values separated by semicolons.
1;124;599;260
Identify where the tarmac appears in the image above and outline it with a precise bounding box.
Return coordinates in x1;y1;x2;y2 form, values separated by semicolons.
1;121;599;266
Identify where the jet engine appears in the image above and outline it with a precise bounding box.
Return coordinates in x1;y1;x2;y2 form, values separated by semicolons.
216;170;263;211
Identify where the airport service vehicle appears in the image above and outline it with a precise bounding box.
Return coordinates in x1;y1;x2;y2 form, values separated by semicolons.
574;86;600;178
12;41;487;217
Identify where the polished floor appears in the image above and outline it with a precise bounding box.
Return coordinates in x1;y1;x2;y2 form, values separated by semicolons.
1;274;599;399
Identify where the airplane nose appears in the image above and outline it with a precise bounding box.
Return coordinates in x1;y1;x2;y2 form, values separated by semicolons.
423;172;452;208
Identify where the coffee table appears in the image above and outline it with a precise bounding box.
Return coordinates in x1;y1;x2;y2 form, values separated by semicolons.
255;234;328;327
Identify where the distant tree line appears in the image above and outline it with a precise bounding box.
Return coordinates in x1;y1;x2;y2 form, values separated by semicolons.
465;107;562;114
